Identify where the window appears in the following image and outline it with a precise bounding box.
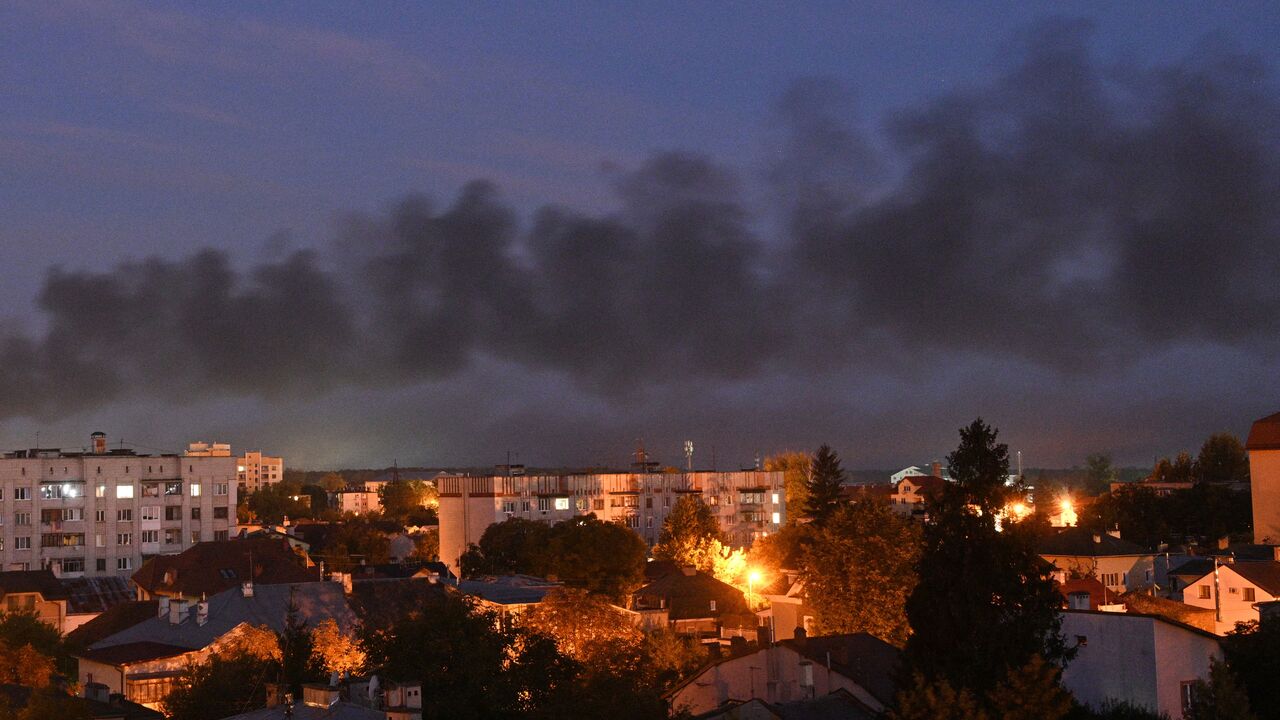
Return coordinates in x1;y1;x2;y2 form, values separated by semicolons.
190;483;201;497
645;497;653;509
625;514;639;528
1243;587;1256;602
14;513;30;526
0;488;4;500
141;530;159;543
165;506;182;521
646;516;653;528
593;499;604;510
40;484;63;500
501;500;517;514
117;558;131;571
165;529;181;544
214;483;228;496
520;500;531;512
538;497;551;512
95;510;105;523
117;533;132;546
709;600;717;611
213;507;229;519
141;507;160;521
191;507;201;520
1101;573;1121;588
96;559;106;572
576;498;588;512
14;537;30;550
12;488;28;501
116;485;134;499
164;481;182;496
554;497;570;511
95;534;105;548
772;512;781;524
141;483;160;498
117;509;133;522
740;491;765;505
1199;585;1212;599
95;484;106;498
1181;682;1196;716
61;558;84;573
190;531;202;544
772;492;780;504
214;530;229;541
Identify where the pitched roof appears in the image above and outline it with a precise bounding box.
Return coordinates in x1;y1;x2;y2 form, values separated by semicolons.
219;702;384;720
88;582;355;655
132;537;318;598
63;575;136;614
66;601;159;649
1038;527;1150;557
634;569;749;620
896;475;947;494
1223;562;1280;595
78;641;191;666
1246;411;1280;450
459;575;561;606
0;684;164;720
781;634;901;707
0;570;68;600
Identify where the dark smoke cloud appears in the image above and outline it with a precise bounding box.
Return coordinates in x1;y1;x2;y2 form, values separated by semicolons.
2;21;1278;422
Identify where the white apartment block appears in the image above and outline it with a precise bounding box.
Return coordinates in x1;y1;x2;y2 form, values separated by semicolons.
439;470;785;571
235;451;284;494
0;433;238;578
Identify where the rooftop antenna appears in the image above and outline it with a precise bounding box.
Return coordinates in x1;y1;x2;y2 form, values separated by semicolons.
684;441;694;471
634;439;648;469
1017;450;1023;478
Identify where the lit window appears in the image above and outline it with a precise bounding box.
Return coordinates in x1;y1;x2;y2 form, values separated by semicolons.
190;483;201;497
117;558;131;571
772;512;781;524
116;485;134;499
117;533;132;545
554;497;570;511
95;484;106;498
772;493;779;504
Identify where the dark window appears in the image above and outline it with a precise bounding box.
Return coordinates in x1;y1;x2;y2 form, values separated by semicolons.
191;507;201;520
213;507;229;519
95;559;106;572
165;506;182;521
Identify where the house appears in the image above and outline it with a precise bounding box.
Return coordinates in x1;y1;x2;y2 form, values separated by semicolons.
691;688;876;720
888;466;924;484
1057;575;1109;611
76;581;356;709
458;574;560;621
1176;559;1280;632
667;632;899;717
1059;610;1222;719
1247;410;1280;543
131;537;319;601
887;475;946;517
756;571;816;642
1038;527;1157;594
632;567;752;638
338;488;383;515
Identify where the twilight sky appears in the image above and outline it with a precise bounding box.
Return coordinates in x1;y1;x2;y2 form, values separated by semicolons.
3;1;1280;470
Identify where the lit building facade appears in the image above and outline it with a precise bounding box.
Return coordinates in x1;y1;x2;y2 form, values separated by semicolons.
0;433;238;578
438;470;785;571
234;451;284;494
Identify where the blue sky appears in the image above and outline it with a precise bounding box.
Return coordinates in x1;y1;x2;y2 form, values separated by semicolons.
3;2;1279;468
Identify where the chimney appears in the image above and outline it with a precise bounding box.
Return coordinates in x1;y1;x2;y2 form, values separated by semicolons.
1217;536;1230;551
1092;534;1102;544
157;597;171;619
931;461;942;477
1106;528;1122;540
196;598;209;626
168;599;186;625
83;682;110;703
793;626;808;646
241;581;254;598
91;432;107;455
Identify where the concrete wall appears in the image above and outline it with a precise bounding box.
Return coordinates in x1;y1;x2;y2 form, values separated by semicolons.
1250;448;1280;544
1060;611;1219;719
1042;554;1156;594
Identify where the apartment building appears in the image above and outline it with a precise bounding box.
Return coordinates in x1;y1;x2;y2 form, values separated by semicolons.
439;470;785;571
0;433;238;578
235;451;284;494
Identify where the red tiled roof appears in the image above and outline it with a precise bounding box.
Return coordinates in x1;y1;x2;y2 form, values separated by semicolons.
1247;411;1280;450
132;537;318;599
896;475;947;494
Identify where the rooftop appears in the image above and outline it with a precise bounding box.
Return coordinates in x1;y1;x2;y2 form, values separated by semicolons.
88;581;355;657
132;537;319;598
1038;527;1150;557
459;575;561;606
782;634;900;707
1247;411;1280;451
633;568;749;621
0;570;68;600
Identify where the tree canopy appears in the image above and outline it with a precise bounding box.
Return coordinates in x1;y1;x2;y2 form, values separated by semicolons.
904;418;1071;699
653;496;725;571
1195;433;1250;485
764;451;812;523
800;500;920;646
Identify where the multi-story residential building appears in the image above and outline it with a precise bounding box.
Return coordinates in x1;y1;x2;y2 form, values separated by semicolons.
438;470;785;571
0;433;238;578
235;451;284;494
